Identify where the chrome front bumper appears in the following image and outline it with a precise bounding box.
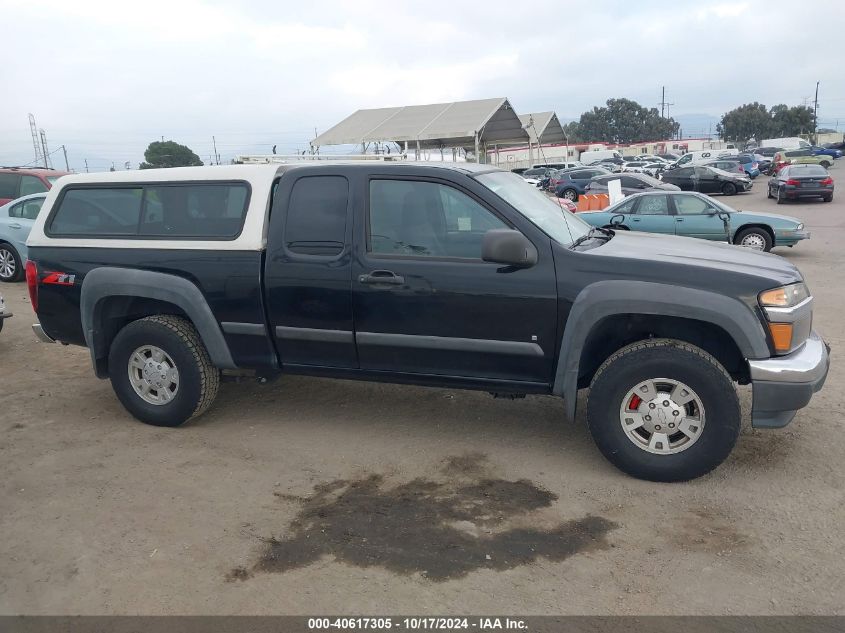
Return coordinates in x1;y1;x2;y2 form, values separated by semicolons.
748;331;830;428
32;323;57;344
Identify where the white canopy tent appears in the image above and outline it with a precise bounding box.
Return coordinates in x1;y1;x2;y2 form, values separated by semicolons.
311;98;529;163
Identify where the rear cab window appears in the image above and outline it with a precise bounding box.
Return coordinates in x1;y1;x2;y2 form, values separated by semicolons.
47;182;250;239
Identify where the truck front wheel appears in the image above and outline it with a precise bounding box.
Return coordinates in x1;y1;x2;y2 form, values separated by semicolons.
587;338;740;482
108;315;220;427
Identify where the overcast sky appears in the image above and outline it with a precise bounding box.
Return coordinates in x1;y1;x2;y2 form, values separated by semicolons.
3;0;844;171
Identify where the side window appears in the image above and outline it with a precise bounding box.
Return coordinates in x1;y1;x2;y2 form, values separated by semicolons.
673;167;693;178
140;183;249;238
283;176;348;256
636;196;670;215
368;180;507;259
673;195;713;215
50;188;143;236
19;175;48;196
10;198;45;220
620;176;643;188
611;197;637;215
0;173;20;199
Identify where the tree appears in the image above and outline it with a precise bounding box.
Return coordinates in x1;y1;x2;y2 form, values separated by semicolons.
567;98;679;144
769;104;814;137
716;102;771;143
140;140;203;169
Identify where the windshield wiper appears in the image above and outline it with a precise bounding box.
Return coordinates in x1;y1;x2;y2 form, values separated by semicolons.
570;226;612;249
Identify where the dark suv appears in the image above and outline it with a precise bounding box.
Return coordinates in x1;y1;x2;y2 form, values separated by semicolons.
0;167;69;205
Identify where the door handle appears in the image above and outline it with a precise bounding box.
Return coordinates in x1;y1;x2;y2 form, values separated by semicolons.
676;218;684;222
8;223;22;229
632;218;641;222
359;270;405;285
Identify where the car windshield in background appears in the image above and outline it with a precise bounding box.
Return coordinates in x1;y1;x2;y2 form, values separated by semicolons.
789;165;827;176
476;171;591;246
710;167;740;178
46;176;62;184
635;173;663;187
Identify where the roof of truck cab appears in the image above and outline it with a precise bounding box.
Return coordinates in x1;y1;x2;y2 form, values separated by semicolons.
50;164;281;186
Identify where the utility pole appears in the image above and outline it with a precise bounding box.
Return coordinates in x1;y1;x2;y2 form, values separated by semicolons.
84;159;89;173
812;81;820;145
39;129;52;168
29;114;45;166
212;136;219;165
661;86;665;118
62;145;69;171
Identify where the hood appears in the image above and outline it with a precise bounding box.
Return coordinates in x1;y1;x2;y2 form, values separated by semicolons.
587;230;802;286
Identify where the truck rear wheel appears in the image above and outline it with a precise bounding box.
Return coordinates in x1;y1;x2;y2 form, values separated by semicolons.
108;315;220;427
586;338;740;482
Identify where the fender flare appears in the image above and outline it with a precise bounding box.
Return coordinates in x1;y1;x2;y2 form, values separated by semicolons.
80;267;237;374
553;280;770;421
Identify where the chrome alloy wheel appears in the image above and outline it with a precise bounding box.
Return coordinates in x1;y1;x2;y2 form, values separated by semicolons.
128;345;179;405
0;248;15;280
739;232;767;250
619;378;705;455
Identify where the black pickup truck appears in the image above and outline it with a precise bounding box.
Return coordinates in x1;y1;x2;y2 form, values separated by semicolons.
25;162;829;481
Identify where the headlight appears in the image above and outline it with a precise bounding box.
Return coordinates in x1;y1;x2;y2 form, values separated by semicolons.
796;223;804;230
759;283;809;307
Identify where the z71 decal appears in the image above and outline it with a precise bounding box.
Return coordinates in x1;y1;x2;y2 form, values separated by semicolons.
42;272;76;286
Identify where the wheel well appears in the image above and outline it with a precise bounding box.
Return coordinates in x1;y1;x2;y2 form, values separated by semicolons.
733;223;773;244
576;314;748;389
92;296;189;376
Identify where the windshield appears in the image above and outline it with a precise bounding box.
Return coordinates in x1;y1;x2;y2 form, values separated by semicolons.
635;173;663;187
46;176;62;184
476;171;591;245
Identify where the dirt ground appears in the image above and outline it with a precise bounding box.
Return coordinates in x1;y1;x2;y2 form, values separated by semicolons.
1;180;843;615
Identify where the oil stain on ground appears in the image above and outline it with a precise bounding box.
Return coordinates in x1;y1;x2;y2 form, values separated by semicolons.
231;454;617;582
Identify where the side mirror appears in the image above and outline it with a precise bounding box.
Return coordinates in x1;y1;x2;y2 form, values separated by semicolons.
482;229;538;268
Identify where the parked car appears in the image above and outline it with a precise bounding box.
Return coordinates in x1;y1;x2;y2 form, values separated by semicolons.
0;167;68;206
553;167;611;200
0;193;47;282
772;149;834;172
810;146;843;160
521;167;555;179
667;149;739;170
25;163;830;482
511;168;528;175
579;150;623;166
703;154;760;178
556;198;577;213
822;141;845;152
0;291;10;333
702;159;747;177
660;165;752;196
755;147;782;159
768;164;834;203
578;191;809;252
586;173;680;196
657;153;681;162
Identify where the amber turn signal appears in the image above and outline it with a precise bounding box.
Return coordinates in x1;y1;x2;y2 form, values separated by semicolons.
768;323;794;353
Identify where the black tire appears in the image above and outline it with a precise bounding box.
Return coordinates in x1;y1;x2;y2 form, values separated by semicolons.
0;243;23;283
823;195;832;203
560;188;578;202
108;315;220;427
766;185;774;199
820;161;831;169
0;318;4;334
776;187;784;204
721;182;737;196
734;226;773;252
587;339;740;482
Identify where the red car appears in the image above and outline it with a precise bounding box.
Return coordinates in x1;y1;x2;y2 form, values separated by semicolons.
0;167;69;205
